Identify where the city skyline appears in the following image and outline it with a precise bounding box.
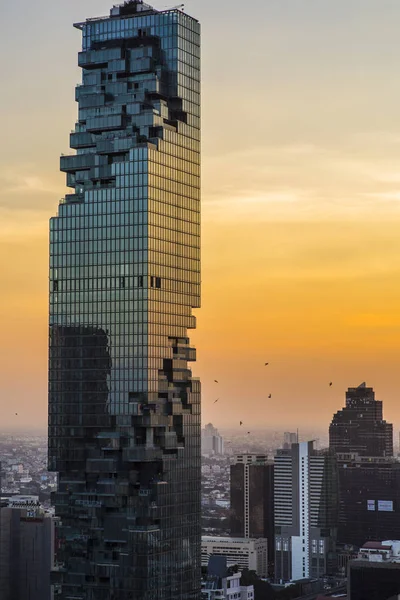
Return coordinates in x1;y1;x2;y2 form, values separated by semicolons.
4;0;400;430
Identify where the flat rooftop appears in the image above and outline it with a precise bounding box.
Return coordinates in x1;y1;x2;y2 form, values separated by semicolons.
202;536;267;544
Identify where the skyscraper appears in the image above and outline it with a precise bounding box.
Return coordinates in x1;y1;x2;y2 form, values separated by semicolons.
230;454;274;573
329;383;397;547
48;2;201;598
274;442;338;583
283;433;298;450
201;423;224;456
329;382;393;457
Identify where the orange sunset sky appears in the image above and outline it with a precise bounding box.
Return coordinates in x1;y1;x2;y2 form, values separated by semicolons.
2;0;400;432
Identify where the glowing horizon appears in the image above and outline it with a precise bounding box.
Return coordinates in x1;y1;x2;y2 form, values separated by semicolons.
2;0;400;433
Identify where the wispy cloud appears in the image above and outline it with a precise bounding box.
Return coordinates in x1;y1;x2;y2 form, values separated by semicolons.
362;191;400;202
202;136;400;222
0;166;64;211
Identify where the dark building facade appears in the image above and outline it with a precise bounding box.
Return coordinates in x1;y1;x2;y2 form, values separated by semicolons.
336;454;400;547
0;498;55;600
329;382;393;457
230;454;274;572
349;560;400;600
330;383;397;548
48;2;201;599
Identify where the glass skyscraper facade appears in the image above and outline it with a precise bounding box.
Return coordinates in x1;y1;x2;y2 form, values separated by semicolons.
48;2;201;598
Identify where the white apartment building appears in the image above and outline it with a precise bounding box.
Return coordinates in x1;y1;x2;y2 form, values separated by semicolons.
274;441;337;583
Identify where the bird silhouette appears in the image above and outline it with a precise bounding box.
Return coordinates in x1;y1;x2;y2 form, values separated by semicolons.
247;431;251;435
329;382;333;387
268;394;272;399
214;380;219;384
240;421;243;426
15;413;18;416
214;398;219;404
265;363;269;366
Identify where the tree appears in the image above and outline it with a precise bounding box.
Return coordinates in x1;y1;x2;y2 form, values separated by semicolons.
240;569;276;600
239;569;302;600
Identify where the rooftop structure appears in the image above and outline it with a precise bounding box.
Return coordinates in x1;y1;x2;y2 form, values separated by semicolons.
357;540;400;563
74;0;191;28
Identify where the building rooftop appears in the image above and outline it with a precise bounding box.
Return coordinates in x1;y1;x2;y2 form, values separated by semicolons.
362;542;392;550
356;540;400;563
74;0;196;29
202;536;267;544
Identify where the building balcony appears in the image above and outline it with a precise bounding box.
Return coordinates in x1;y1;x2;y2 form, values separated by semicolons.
122;446;163;462
78;47;123;69
60;154;96;172
63;193;84;205
86;114;124;132
70;132;96;149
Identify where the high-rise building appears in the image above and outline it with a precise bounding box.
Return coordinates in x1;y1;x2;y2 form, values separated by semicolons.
274;442;338;583
329;383;393;457
48;2;201;598
330;384;397;548
283;433;298;450
0;496;55;600
335;453;400;547
230;454;274;571
201;423;224;456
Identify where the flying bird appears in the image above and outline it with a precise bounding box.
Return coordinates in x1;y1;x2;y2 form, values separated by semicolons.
214;380;219;384
329;382;333;387
247;431;251;435
240;421;243;426
15;413;18;416
214;398;219;404
265;363;269;366
268;394;272;399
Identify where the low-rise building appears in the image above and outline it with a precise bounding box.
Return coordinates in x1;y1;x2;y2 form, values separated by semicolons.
202;556;254;600
201;536;268;578
349;540;400;599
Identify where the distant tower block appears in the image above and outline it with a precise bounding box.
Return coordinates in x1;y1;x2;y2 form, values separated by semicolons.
230;454;275;574
330;383;393;457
